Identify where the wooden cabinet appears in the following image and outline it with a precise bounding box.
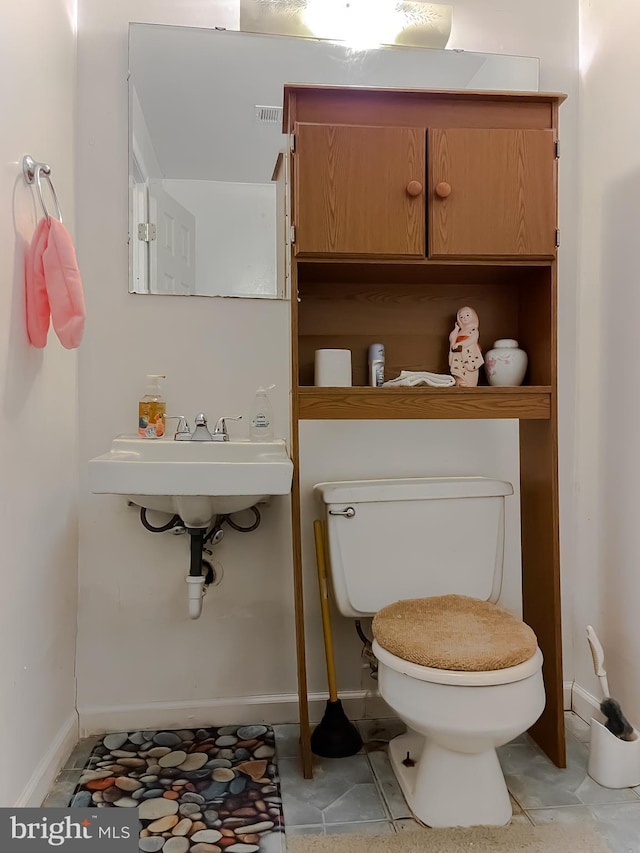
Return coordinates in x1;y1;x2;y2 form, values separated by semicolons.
283;84;566;781
292;111;558;260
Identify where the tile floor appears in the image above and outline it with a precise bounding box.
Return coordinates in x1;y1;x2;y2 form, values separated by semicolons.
44;713;640;852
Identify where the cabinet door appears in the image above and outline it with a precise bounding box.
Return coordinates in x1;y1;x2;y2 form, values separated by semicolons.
294;123;425;257
428;128;556;257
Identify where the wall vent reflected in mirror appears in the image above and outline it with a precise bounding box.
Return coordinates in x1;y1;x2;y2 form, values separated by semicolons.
255;105;284;124
128;24;539;298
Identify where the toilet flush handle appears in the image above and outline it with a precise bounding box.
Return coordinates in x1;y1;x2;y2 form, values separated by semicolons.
329;506;356;518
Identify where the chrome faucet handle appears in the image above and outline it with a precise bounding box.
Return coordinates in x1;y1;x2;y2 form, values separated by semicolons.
212;415;242;441
165;415;191;440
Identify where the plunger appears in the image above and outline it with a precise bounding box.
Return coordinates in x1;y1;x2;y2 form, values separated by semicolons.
310;519;363;758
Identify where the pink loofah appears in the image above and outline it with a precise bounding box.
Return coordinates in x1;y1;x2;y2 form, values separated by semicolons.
25;217;85;349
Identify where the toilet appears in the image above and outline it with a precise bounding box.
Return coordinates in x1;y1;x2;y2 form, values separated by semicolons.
314;476;545;828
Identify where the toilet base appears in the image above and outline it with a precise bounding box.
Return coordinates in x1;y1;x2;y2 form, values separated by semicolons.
388;730;512;827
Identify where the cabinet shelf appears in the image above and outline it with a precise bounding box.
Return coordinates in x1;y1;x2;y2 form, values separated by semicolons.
296;386;552;420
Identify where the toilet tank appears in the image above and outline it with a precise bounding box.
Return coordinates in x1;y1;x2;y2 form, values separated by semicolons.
314;477;513;618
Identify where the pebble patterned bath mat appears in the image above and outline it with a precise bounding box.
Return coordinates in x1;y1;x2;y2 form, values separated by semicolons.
69;725;283;853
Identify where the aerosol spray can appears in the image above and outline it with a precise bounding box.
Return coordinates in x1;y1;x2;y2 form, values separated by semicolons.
368;343;385;387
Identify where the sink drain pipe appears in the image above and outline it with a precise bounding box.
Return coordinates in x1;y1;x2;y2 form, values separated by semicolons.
187;528;208;620
138;507;262;619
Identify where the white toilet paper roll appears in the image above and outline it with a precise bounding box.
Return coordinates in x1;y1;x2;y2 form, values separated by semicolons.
314;349;352;387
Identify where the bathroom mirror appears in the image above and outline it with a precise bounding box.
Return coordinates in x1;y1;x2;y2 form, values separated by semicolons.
129;24;539;298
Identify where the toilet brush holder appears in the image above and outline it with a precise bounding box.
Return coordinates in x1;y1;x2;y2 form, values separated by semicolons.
588;718;640;788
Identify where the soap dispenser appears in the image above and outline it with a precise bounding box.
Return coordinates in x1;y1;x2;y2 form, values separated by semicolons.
138;374;166;439
249;385;275;441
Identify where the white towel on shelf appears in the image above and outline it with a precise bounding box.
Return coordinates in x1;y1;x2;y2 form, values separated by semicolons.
382;370;456;388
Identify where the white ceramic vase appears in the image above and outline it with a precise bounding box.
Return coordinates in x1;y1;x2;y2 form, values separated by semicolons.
485;339;528;386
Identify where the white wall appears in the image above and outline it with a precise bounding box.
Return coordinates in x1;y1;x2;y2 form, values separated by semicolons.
449;2;581;699
76;0;297;733
299;420;523;704
0;0;79;805
165;180;278;297
76;0;580;732
572;0;640;724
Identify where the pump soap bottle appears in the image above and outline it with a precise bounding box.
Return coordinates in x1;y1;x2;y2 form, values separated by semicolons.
138;375;167;439
249;385;275;441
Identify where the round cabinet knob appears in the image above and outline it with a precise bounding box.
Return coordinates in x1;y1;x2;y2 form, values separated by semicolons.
406;180;423;197
435;181;452;198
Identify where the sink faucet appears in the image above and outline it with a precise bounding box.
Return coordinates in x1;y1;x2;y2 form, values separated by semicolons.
174;413;242;441
190;413;215;441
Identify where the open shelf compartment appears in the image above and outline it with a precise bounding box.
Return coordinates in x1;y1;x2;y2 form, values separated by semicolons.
295;261;555;420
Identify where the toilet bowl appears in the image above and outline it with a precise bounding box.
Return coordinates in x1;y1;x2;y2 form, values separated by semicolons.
374;640;544;827
314;476;546;828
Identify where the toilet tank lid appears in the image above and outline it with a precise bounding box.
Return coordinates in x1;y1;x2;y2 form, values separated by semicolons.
314;477;513;504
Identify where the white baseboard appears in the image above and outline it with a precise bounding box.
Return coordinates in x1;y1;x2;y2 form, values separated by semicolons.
81;681;574;739
79;690;392;737
79;681;577;739
572;681;603;725
15;713;79;807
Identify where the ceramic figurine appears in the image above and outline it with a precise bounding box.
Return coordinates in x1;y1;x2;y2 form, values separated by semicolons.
485;339;528;386
448;306;483;387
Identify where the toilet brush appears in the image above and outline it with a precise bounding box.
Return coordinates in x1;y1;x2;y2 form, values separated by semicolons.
310;519;363;758
586;626;634;741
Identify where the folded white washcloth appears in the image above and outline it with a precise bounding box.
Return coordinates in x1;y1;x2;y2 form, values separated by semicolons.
382;370;456;388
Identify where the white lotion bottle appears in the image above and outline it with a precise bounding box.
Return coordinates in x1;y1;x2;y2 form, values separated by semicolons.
249;385;275;440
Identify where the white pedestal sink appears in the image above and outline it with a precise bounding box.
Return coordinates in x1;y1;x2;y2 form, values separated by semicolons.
88;435;293;527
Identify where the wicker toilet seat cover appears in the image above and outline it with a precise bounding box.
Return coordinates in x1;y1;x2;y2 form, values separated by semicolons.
372;594;538;671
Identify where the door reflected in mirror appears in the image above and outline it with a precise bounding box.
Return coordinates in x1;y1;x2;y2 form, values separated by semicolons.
128;24;539;298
